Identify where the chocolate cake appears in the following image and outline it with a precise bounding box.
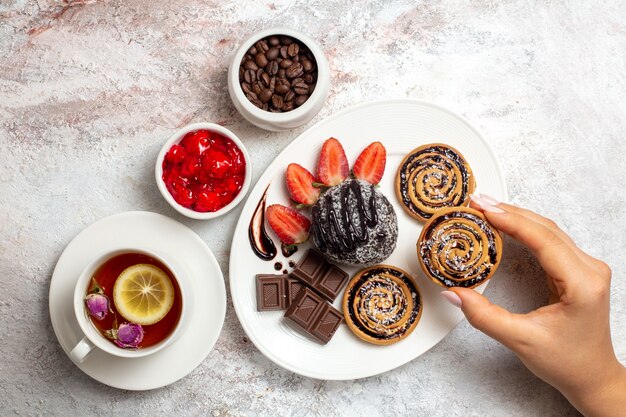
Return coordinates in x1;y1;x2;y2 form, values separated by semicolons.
311;179;398;266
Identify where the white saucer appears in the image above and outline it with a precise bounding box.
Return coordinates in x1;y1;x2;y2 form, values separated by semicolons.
49;211;226;390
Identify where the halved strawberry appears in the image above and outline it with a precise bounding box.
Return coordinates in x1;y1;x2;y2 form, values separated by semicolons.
316;137;349;186
353;141;386;184
286;163;320;205
266;204;311;245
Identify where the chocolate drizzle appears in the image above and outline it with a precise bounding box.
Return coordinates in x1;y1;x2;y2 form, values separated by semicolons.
312;180;378;253
248;185;277;261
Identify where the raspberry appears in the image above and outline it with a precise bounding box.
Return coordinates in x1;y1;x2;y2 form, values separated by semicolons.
181;130;211;156
181;156;202;180
201;148;233;179
165;144;186;164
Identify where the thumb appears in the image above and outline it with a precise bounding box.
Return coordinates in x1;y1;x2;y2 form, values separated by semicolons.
445;288;528;350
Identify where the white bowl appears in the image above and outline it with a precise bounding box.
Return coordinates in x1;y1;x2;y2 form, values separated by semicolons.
155;122;252;220
228;27;331;131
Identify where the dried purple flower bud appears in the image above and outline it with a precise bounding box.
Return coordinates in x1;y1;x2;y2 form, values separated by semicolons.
85;293;110;320
114;322;144;349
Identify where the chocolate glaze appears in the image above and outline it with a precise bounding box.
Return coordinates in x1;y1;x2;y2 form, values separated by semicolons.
419;211;498;287
248;185;277;261
312;180;378;253
399;145;471;219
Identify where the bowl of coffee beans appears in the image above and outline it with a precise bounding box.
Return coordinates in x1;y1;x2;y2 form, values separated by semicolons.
228;28;330;131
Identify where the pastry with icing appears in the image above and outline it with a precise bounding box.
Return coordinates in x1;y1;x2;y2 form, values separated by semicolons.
396;143;475;222
417;206;502;288
343;265;422;345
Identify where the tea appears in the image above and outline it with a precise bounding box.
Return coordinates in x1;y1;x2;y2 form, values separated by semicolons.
83;252;182;349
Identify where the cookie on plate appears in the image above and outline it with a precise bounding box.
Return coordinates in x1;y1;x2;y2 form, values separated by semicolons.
417;206;502;288
342;265;422;345
396;143;475;222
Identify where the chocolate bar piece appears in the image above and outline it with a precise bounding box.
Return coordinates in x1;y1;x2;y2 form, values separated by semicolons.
256;274;304;311
284;287;343;344
290;250;349;301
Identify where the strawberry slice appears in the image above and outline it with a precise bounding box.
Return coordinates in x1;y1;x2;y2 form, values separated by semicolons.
286;163;320;205
266;204;311;245
316;137;349;186
352;141;386;184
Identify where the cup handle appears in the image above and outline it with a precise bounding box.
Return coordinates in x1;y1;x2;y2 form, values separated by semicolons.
70;336;95;363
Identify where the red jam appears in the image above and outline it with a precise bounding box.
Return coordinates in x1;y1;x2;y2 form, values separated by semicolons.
162;129;246;212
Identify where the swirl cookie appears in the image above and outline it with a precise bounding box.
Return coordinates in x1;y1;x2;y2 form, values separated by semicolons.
417;207;502;288
342;265;422;345
396;143;475;222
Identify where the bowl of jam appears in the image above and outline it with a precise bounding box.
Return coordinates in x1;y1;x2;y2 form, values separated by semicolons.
155;123;252;219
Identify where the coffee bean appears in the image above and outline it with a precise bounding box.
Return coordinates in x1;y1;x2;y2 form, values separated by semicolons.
275;80;290;95
255;40;268;52
279;35;293;45
248;46;258;55
271;94;284;109
278;69;286;78
255;53;268;68
241;82;251;94
287;43;299;57
245;92;258;101
293;82;309;95
239;67;244;79
295;95;308;107
269;76;276;92
283;101;294;111
252;82;262;95
251;98;263;108
279;59;293;69
266;61;279;76
286;62;303;78
284;90;295;102
266;47;279;61
302;74;314;84
302;59;314;73
248;69;257;83
243;70;251;83
291;77;303;86
262;102;269;111
256;68;264;80
280;46;288;59
268;36;280;46
259;89;273;103
270;107;282;113
244;59;258;71
261;72;270;87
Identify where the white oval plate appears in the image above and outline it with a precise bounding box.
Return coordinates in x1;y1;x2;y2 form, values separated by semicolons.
230;99;507;380
49;211;227;390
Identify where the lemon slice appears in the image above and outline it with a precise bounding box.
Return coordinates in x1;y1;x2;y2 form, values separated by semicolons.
113;264;175;325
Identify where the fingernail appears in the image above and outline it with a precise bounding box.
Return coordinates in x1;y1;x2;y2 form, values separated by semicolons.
441;291;463;308
479;193;500;206
470;194;505;214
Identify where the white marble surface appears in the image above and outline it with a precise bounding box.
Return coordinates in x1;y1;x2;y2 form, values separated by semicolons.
1;1;625;416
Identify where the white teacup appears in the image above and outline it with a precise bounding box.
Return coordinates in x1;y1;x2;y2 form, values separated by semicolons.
70;248;190;363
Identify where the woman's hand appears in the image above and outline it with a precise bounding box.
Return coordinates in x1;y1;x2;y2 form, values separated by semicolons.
440;194;626;417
